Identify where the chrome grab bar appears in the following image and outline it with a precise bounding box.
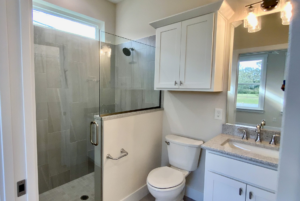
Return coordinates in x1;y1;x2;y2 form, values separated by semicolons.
90;121;99;146
107;148;128;160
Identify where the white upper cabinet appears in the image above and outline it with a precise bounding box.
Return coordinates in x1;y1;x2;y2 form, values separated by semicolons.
153;12;227;92
180;13;214;89
155;23;181;89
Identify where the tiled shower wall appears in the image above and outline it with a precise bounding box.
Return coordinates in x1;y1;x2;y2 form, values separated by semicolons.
34;25;100;194
113;35;160;112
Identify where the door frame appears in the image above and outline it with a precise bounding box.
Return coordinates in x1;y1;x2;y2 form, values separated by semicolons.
0;0;39;200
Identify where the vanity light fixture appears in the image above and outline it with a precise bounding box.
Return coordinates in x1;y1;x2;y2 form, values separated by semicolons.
244;5;261;33
261;0;280;11
281;0;292;25
244;0;292;33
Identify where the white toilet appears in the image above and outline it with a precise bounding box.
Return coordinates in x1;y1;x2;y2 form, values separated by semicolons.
147;135;203;201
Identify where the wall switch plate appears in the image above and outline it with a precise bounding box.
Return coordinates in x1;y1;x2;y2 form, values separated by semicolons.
215;108;223;120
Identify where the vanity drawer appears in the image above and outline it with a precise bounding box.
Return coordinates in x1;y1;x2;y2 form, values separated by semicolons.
205;151;278;192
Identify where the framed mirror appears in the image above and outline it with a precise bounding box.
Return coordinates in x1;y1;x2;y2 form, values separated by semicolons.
227;12;289;131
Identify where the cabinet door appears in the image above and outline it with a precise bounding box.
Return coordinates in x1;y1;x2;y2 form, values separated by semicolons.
155;23;181;89
246;185;276;201
179;13;214;89
204;172;246;201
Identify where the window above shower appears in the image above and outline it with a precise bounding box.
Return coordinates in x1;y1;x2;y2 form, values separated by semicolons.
33;9;97;39
33;0;105;40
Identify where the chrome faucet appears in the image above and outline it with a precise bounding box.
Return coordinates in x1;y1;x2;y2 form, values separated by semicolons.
255;120;266;143
255;125;261;142
269;134;280;145
238;128;247;140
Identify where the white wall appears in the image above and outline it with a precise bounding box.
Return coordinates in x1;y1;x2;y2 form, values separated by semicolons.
116;0;220;39
276;0;300;199
42;0;116;33
102;110;163;201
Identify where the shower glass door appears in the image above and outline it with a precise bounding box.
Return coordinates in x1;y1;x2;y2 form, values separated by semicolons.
99;32;160;116
33;10;102;201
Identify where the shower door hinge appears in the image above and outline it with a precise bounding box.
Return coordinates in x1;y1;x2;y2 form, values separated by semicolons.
17;179;26;197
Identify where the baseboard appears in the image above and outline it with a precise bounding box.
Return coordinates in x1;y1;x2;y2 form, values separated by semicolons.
185;186;203;201
121;184;149;201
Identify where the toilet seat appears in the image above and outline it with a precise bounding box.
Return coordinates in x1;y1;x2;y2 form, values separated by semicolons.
147;166;184;189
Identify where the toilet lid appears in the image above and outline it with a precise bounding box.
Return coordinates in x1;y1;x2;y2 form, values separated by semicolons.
147;167;184;189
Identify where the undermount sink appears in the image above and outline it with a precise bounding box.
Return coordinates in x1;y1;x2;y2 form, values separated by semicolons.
222;140;279;159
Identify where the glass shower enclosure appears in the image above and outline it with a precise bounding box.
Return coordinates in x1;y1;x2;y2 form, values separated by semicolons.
34;22;160;201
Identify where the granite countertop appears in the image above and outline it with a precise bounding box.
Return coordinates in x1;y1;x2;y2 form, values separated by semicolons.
202;134;280;169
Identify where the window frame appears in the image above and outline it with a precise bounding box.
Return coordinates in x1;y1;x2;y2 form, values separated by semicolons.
236;53;268;112
33;0;105;41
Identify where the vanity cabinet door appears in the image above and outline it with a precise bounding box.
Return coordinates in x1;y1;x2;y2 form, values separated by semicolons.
179;13;214;89
246;185;276;201
204;172;246;201
155;22;181;89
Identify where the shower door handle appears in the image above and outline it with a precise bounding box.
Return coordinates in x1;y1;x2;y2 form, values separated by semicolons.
90;121;99;146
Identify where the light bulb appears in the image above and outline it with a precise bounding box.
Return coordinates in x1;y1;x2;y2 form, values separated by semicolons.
245;7;261;33
248;12;258;27
281;1;292;25
100;46;111;57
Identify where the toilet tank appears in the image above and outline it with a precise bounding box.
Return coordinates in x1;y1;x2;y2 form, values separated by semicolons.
166;135;203;171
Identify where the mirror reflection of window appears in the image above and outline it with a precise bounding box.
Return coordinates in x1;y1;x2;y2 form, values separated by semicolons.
227;12;289;130
237;54;267;111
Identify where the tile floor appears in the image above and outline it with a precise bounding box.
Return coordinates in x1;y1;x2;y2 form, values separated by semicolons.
39;173;95;201
39;173;194;201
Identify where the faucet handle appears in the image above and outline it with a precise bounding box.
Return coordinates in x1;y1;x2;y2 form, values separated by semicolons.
238;128;247;140
269;134;280;145
255;124;261;133
261;120;266;128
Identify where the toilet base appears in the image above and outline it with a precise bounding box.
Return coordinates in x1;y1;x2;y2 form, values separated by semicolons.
154;187;185;201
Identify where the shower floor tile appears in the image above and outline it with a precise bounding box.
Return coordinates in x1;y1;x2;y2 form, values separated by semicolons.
39;173;95;201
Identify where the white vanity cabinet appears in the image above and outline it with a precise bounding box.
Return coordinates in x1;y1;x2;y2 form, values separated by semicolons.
154;12;226;92
205;172;246;201
246;185;276;201
204;152;277;201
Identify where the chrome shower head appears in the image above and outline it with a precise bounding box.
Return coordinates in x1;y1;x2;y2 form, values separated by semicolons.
123;47;134;56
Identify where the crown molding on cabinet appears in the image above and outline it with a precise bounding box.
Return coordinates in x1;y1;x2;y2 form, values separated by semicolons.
149;0;234;29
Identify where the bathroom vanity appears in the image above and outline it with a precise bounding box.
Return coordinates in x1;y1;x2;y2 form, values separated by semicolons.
202;130;279;201
202;7;289;201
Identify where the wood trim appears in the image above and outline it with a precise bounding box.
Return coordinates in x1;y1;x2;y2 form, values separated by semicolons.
0;0;16;200
0;0;39;200
20;0;39;200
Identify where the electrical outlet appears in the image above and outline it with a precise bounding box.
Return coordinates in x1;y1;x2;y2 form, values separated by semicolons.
215;108;223;120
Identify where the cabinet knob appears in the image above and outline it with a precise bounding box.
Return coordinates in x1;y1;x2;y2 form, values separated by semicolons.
180;81;183;85
239;188;242;196
174;81;177;85
249;192;253;199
